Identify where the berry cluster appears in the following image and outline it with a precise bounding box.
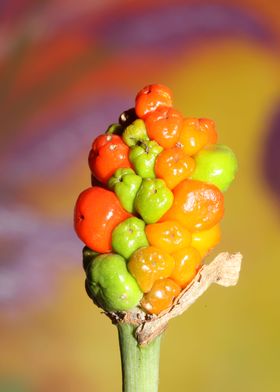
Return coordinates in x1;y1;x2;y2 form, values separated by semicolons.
74;84;237;315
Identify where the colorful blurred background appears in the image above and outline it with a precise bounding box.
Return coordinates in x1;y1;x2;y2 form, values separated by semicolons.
0;0;280;391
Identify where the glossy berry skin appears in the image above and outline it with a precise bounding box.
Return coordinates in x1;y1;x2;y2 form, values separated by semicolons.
122;119;149;147
88;134;132;184
170;247;201;288
145;220;191;254
161;180;224;232
134;178;174;224
129;140;163;179
155;147;195;189
108;168;142;213
128;246;175;293
199;118;217;144
145;107;183;149
86;253;142;312
112;217;149;259
105;123;123;135
119;107;137;127
82;246;99;272
176;118;217;156
135;84;173;118
141;278;181;315
74;187;131;253
191;144;238;192
191;224;221;258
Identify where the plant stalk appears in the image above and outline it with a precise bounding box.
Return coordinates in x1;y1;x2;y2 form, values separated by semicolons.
117;323;162;392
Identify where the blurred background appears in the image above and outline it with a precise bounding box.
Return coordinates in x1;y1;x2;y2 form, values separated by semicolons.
0;0;280;391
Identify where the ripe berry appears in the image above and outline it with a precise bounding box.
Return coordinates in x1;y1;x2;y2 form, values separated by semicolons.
128;246;175;293
135;84;172;118
145;107;183;149
161;179;224;232
171;247;201;288
155;147;195;189
141;278;181;315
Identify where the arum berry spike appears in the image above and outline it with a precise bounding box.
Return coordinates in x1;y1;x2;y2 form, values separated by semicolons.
74;84;242;391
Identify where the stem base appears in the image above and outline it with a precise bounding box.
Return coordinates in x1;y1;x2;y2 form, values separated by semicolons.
118;323;161;392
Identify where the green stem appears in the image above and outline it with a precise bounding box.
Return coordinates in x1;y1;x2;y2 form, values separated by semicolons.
117;323;162;392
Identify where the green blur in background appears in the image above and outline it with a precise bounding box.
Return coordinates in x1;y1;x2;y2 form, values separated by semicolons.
0;0;280;391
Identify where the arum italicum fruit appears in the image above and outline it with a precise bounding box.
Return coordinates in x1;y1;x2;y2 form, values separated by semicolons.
74;84;242;392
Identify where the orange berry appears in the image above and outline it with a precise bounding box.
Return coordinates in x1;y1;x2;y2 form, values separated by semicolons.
191;224;221;258
141;278;181;315
155;147;195;189
176;118;217;156
145;220;191;253
145;107;183;149
170;247;201;288
89;134;132;184
128;246;175;293
135;84;173;118
161;180;224;232
74;187;131;253
199;118;218;144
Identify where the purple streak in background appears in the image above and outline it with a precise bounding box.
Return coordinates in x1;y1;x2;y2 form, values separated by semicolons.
0;2;274;48
0;94;131;186
95;3;275;50
263;105;280;207
0;205;80;312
